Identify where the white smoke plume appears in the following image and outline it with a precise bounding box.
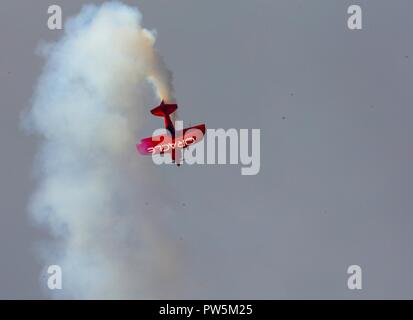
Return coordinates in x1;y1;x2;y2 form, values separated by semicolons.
24;2;180;299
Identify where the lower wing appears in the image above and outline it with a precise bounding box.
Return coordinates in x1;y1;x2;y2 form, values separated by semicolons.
136;135;165;155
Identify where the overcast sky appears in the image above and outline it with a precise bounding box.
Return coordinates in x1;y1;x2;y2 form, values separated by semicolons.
2;0;413;299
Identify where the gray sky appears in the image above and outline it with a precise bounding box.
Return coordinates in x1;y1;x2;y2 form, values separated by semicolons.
2;0;413;299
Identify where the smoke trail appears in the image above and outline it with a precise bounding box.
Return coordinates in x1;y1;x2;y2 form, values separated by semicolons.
24;2;180;299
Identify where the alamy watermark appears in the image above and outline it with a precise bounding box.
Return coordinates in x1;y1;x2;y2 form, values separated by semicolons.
148;121;261;176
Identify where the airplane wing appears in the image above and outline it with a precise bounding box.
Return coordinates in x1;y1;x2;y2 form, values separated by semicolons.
180;124;206;146
136;124;206;167
182;124;206;137
136;135;166;155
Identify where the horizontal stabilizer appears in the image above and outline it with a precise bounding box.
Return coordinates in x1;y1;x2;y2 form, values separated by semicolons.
150;101;177;117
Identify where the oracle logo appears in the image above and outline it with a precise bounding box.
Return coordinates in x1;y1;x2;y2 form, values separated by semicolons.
147;136;196;154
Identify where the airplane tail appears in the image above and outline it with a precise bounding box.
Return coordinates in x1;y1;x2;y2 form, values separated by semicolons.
151;100;178;117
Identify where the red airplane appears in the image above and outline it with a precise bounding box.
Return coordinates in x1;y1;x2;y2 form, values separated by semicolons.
136;100;206;166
